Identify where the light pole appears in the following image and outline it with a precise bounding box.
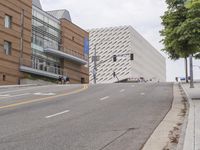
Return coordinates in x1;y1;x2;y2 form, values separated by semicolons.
93;43;98;84
189;54;194;88
92;39;109;84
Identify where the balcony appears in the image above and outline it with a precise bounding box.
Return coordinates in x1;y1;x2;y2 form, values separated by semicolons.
44;47;88;65
20;58;65;79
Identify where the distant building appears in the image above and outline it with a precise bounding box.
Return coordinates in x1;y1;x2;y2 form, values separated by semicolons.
89;26;166;83
0;0;89;85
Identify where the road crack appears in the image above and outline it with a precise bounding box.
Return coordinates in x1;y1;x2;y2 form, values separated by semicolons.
97;128;136;150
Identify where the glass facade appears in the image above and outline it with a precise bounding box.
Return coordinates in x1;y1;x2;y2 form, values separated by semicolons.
32;9;61;51
31;7;62;75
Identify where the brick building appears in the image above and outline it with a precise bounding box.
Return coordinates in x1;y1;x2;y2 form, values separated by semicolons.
0;0;89;85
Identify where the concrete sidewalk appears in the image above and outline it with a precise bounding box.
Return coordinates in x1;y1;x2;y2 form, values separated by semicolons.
142;84;186;150
182;83;200;150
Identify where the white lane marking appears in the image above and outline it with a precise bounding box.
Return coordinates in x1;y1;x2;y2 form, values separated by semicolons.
9;93;30;98
100;96;109;101
0;94;10;97
140;92;145;95
0;93;31;99
0;85;50;94
34;92;56;96
120;89;125;92
46;110;70;118
131;85;135;87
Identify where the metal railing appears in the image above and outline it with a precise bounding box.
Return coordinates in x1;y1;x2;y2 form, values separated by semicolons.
20;57;66;76
59;46;88;61
32;42;88;63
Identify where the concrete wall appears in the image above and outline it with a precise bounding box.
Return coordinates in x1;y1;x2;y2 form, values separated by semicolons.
129;26;166;82
20;78;55;85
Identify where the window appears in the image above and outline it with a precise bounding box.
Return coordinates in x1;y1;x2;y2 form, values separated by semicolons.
4;15;12;28
4;41;12;55
3;75;6;81
81;78;85;84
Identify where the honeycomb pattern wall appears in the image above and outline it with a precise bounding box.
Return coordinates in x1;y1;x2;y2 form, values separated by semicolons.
89;26;166;83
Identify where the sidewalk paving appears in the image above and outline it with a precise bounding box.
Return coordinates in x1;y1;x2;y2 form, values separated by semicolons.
142;83;186;150
182;83;200;150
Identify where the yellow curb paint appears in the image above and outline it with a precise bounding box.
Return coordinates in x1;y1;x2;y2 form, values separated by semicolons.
0;84;88;110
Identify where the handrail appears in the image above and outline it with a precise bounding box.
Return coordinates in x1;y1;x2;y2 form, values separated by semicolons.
20;57;67;76
32;38;88;62
59;46;88;61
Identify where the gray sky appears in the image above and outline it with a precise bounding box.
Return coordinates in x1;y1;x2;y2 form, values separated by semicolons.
40;0;200;81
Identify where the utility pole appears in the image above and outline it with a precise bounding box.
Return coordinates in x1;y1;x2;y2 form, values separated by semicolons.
20;9;25;62
185;57;188;83
19;9;24;85
189;54;194;88
93;44;97;84
92;40;105;84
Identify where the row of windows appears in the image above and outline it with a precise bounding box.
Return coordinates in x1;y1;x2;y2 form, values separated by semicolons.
31;56;62;75
32;9;60;30
32;34;60;50
32;15;61;52
3;14;12;55
32;49;60;64
32;18;61;39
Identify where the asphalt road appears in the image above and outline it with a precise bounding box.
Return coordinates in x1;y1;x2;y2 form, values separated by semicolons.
0;83;173;150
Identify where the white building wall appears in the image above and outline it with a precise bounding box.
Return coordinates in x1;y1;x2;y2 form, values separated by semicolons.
129;26;166;81
89;26;166;83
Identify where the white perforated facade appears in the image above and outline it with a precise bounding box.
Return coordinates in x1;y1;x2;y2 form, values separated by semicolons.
89;26;166;83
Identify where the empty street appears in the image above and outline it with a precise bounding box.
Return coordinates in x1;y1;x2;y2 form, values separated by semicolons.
0;83;173;150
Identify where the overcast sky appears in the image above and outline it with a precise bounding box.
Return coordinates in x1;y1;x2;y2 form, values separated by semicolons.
40;0;200;81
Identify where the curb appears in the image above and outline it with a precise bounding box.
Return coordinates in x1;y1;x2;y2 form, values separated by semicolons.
0;84;38;89
142;83;185;150
176;84;189;150
181;84;195;150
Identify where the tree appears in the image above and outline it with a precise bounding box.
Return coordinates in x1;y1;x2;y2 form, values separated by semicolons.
161;0;200;83
160;0;190;82
177;0;200;55
161;0;200;56
184;0;200;87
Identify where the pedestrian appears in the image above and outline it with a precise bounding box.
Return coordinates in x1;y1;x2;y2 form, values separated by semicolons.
58;76;62;84
66;77;70;84
61;76;64;84
63;76;67;84
175;77;178;82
